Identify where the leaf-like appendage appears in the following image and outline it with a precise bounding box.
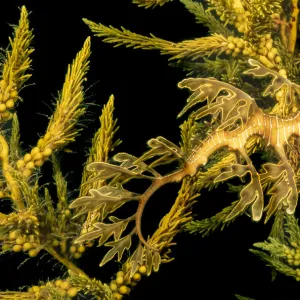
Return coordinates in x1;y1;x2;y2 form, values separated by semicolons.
152;251;161;272
74;217;132;245
215;164;264;221
69;185;139;218
113;152;160;178
214;164;249;182
100;235;132;266
97;184;139;198
136;136;183;167
146;248;153;276
226;175;264;221
264;177;291;222
129;243;144;277
261;163;298;221
178;77;257;131
155;136;183;157
244;59;300;106
261;163;286;180
84;161;140;186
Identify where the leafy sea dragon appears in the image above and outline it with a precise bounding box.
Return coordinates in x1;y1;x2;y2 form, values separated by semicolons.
69;59;300;272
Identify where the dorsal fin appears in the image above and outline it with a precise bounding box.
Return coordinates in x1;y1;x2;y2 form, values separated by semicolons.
244;59;300;106
178;77;258;131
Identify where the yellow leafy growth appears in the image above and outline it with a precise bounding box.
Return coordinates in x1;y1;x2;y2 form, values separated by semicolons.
0;292;33;299
0;135;23;210
16;37;91;178
10;113;21;163
2;6;34;90
132;0;172;8
52;155;68;207
83;19;227;61
45;36;91;150
0;7;34;210
147;175;199;256
288;0;299;54
69;271;113;300
0;6;34;123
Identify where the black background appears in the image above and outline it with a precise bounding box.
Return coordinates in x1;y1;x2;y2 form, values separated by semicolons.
0;1;300;299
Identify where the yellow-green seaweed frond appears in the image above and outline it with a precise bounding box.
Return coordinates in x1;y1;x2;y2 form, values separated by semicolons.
2;6;34;90
52;155;68;207
288;0;299;54
0;212;6;220
0;6;34;122
10;113;21;163
69;271;113;300
179;0;232;36
83;19;227;61
0;291;34;299
206;0;235;12
45;36;91;149
244;0;283;40
147;175;199;255
250;213;300;281
15;37;91;178
0;135;24;209
246;0;283;19
132;0;172;8
13;171;40;208
184;199;240;236
206;0;238;26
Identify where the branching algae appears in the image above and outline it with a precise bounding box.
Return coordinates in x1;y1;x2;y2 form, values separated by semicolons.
1;0;300;299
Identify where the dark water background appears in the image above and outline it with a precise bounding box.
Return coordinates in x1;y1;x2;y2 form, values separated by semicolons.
0;1;299;299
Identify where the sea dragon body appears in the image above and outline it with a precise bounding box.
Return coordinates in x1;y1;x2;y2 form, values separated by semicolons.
180;78;299;223
70;59;300;262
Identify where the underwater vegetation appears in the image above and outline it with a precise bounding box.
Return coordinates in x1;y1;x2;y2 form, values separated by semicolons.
1;0;300;299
